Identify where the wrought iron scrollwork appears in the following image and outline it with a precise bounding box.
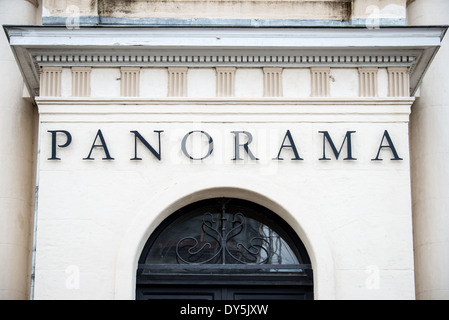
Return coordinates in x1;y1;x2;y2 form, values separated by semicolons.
176;200;274;264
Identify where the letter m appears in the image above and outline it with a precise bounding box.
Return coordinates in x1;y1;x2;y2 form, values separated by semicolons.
319;131;357;160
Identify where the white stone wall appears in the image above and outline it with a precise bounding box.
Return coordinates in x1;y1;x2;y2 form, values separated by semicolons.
0;0;39;300
408;0;449;300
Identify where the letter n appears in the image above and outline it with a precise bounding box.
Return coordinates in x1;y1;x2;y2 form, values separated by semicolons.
130;130;164;160
319;131;357;160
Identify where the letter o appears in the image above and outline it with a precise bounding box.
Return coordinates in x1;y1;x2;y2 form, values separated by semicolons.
181;130;214;160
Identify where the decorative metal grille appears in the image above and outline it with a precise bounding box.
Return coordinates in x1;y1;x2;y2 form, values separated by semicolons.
175;199;280;264
137;197;313;296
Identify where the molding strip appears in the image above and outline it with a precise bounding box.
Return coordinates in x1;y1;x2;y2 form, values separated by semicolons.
35;97;415;124
33;53;419;67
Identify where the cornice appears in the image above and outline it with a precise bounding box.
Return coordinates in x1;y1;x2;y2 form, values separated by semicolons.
4;25;447;103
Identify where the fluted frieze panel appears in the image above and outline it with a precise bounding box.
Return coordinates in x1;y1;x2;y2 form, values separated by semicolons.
216;67;236;97
72;67;91;97
121;67;140;97
388;67;410;97
359;67;378;97
311;67;330;97
168;67;188;97
263;67;283;97
40;66;62;97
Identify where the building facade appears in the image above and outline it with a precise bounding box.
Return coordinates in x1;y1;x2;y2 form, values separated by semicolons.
0;0;448;300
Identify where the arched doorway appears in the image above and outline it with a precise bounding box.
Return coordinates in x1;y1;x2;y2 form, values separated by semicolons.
136;198;313;300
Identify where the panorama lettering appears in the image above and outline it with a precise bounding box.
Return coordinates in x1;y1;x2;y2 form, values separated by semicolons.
47;129;403;162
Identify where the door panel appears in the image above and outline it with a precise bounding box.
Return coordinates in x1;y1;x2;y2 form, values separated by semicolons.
137;285;312;300
137;286;222;300
225;287;311;300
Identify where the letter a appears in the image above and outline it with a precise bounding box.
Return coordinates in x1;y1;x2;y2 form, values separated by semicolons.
372;130;403;161
273;130;303;160
83;129;115;160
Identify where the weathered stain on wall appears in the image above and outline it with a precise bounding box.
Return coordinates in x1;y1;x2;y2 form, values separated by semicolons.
97;0;352;20
43;0;98;16
45;0;354;21
98;0;137;16
42;0;406;24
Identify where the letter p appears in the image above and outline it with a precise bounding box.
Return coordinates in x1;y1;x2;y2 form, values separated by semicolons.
48;130;72;160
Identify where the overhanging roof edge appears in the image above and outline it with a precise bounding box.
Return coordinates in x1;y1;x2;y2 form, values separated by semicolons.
4;25;447;47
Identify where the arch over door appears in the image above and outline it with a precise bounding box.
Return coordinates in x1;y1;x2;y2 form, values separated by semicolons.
136;198;313;300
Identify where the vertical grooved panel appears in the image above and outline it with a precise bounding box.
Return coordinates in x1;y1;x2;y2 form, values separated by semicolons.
358;67;378;97
216;67;235;97
40;67;62;97
263;67;283;97
310;67;330;97
72;67;91;97
388;67;409;97
168;67;188;97
121;67;140;97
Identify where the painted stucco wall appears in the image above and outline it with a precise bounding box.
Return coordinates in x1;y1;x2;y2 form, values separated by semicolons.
2;0;446;301
33;65;415;299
